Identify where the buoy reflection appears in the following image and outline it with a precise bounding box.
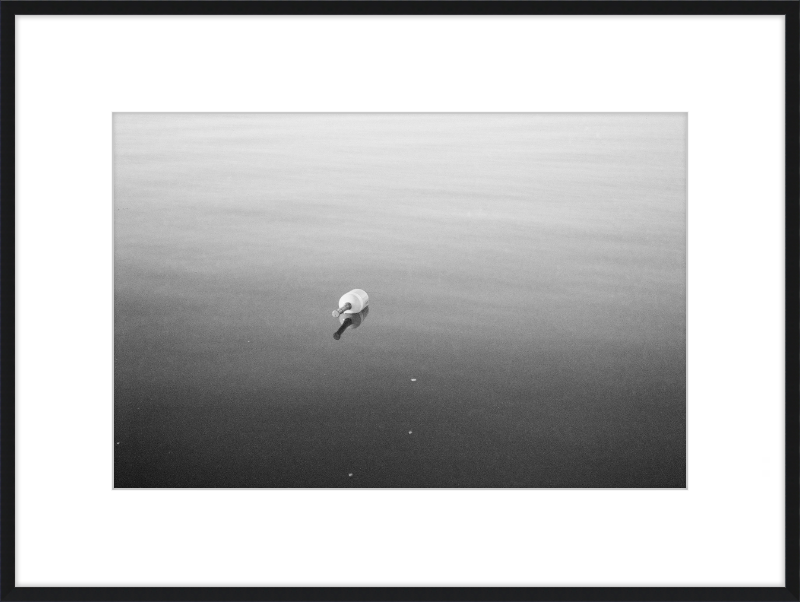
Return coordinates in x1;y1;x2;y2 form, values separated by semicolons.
333;306;369;340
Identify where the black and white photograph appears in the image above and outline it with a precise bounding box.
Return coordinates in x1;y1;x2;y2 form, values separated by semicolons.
114;113;687;488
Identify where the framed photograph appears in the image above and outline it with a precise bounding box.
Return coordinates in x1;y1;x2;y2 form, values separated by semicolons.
2;1;797;600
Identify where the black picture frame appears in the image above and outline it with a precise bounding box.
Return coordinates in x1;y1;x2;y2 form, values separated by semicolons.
1;2;797;601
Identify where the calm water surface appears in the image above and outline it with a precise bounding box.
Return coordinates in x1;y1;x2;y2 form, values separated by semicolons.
114;114;686;487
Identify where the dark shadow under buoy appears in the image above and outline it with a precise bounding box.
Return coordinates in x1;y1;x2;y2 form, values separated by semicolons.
333;306;369;340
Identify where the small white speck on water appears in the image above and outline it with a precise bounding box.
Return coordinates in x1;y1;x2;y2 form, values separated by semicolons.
408;430;413;434
411;378;416;382
116;442;119;445
348;473;353;477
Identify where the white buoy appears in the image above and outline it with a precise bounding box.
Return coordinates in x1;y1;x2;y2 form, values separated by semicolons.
332;289;369;317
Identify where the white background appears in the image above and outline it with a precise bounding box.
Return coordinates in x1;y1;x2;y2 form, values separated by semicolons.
15;16;785;586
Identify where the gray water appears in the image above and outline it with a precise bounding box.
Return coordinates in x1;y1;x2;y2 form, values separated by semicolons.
114;113;686;488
